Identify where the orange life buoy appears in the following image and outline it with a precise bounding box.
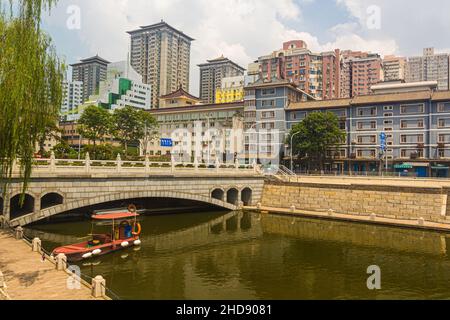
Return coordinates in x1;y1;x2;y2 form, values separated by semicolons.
132;222;142;236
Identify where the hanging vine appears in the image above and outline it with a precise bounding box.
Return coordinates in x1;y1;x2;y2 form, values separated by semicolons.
0;0;65;198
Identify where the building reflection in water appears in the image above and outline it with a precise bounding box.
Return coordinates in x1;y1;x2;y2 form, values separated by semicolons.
25;211;450;300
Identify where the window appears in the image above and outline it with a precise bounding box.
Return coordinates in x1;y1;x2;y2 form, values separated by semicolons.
262;122;275;129
438;118;450;128
437;102;450;113
356;149;376;159
357;107;377;117
262;111;275;119
400;134;424;144
401;149;424;158
261;100;275;107
400;103;424;114
384;113;393;117
357;135;377;144
356;121;377;130
401;119;424;129
384;120;393;125
261;88;276;96
384;106;393;111
439;134;450;143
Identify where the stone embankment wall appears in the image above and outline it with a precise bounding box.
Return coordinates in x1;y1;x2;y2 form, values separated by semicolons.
261;181;450;224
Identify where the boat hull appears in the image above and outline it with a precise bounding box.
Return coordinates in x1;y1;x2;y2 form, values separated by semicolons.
52;236;141;262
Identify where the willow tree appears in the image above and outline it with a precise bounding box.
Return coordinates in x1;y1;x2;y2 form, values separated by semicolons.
0;0;64;195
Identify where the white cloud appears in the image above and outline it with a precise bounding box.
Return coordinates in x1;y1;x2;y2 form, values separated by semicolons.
42;0;450;96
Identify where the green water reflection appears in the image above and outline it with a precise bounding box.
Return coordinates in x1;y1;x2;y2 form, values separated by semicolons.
25;211;450;300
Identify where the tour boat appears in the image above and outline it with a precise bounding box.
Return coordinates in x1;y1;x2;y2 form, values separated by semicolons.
52;209;142;262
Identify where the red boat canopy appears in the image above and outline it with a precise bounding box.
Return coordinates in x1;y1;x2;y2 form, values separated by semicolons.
92;212;139;220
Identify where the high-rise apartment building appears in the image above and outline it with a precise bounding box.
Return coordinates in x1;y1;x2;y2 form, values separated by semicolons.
60;81;83;121
406;48;450;91
127;21;193;108
383;55;406;82
340;51;383;98
257;41;341;100
70;55;109;102
198;56;245;104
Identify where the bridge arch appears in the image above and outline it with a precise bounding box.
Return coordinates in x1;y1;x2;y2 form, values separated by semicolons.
40;192;64;210
10;190;238;226
241;187;253;206
10;193;35;220
211;188;225;202
227;188;239;206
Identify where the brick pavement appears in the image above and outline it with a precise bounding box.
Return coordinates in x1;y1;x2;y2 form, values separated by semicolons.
0;231;100;300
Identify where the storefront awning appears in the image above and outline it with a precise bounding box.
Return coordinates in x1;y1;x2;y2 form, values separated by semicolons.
394;164;413;169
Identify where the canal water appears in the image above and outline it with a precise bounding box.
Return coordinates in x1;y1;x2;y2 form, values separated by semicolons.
24;211;450;300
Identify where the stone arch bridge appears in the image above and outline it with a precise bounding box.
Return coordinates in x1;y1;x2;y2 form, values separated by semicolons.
0;158;265;227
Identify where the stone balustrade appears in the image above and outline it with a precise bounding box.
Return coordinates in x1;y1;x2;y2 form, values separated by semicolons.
10;152;260;178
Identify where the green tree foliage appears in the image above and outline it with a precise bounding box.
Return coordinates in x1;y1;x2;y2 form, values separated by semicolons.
112;106;158;156
52;141;77;159
0;0;64;193
288;112;346;170
78;105;112;147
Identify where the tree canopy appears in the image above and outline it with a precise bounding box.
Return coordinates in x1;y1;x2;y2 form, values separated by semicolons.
78;105;113;146
288;112;346;169
0;0;64;193
112;106;159;155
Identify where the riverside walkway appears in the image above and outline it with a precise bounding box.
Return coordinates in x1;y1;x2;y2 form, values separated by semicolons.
0;230;100;300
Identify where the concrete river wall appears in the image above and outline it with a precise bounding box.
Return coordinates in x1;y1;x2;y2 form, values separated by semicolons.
260;179;450;227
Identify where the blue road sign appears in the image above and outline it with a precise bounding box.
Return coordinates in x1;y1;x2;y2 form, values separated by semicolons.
380;132;387;151
160;138;173;147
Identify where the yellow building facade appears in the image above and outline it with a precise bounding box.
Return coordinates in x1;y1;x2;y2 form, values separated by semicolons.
215;76;245;104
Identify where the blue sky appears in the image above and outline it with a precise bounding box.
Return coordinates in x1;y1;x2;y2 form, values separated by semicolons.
36;0;450;95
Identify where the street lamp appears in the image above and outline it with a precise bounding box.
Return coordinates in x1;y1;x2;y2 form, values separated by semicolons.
290;131;301;172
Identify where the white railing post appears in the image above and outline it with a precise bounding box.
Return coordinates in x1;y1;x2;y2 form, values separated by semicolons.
215;158;220;173
49;151;56;173
32;237;42;253
194;158;199;172
235;159;239;171
15;226;23;240
91;275;106;298
252;159;257;173
171;155;175;173
145;154;150;173
56;253;67;271
85;152;91;173
116;153;122;173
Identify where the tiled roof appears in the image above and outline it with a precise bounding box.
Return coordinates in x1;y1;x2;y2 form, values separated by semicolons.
148;102;243;114
287;90;450;111
159;87;201;101
127;21;195;41
432;91;450;101
70;55;110;66
288;98;352;110
351;91;432;104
